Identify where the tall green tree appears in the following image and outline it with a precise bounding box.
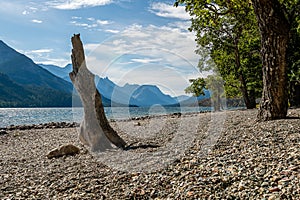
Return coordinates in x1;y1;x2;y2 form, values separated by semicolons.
176;0;300;120
175;0;262;109
251;0;299;120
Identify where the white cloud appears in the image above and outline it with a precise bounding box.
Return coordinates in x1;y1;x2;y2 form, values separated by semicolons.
71;16;82;19
14;47;67;67
85;23;199;71
31;19;43;23
30;49;53;53
0;2;45;16
105;29;120;34
21;5;42;15
83;23;201;96
96;19;112;25
87;17;95;21
131;58;162;64
70;18;113;31
71;21;98;28
48;0;113;10
29;7;38;11
149;2;190;20
168;21;191;31
22;48;53;58
37;58;70;67
21;48;69;67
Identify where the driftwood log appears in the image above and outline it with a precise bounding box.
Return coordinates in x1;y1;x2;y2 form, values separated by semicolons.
69;34;126;151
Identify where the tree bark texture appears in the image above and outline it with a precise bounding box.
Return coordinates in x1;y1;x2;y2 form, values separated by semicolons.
252;0;290;121
69;34;126;151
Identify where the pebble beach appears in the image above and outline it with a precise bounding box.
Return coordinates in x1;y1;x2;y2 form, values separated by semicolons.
0;109;299;199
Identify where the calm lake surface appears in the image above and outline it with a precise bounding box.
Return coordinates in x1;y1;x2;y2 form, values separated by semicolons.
0;107;212;127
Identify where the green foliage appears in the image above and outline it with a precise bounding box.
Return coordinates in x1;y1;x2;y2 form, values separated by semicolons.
185;78;206;96
177;0;300;109
175;0;254;47
185;74;225;111
175;0;262;107
205;75;225;99
273;0;300;106
287;7;300;83
287;10;300;106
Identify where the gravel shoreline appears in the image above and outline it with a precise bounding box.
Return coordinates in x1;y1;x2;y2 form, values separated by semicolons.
0;109;299;199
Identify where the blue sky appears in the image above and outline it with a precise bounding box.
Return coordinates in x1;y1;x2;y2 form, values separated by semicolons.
0;0;203;96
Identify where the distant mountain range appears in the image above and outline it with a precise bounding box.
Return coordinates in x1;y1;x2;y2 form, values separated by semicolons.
96;77;178;106
39;63;72;82
0;40;210;107
39;63;210;107
0;40;72;107
40;63;181;106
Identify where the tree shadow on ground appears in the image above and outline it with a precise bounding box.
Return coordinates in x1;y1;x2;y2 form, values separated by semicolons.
124;142;160;150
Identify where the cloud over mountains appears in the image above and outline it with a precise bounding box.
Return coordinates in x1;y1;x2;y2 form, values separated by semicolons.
47;0;114;10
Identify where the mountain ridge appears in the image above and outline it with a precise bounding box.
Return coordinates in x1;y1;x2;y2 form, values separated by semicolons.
40;63;211;107
0;40;211;108
0;41;72;93
0;40;73;107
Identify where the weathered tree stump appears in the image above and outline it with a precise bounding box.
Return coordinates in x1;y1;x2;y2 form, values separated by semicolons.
69;34;126;151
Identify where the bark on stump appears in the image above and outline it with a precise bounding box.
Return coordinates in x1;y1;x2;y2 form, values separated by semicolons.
69;34;126;151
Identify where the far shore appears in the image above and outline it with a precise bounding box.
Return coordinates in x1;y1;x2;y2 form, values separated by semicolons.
0;109;209;129
0;106;250;130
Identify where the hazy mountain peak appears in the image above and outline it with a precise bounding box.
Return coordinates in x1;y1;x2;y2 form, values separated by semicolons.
37;62;211;107
64;64;72;70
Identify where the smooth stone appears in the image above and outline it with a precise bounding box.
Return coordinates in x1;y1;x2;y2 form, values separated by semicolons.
261;182;269;187
47;144;80;159
0;130;8;135
269;187;280;192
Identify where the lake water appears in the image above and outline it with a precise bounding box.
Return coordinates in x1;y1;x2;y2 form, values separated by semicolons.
0;106;212;128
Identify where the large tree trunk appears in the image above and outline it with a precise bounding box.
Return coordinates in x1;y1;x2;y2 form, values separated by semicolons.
252;0;290;121
69;34;126;151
